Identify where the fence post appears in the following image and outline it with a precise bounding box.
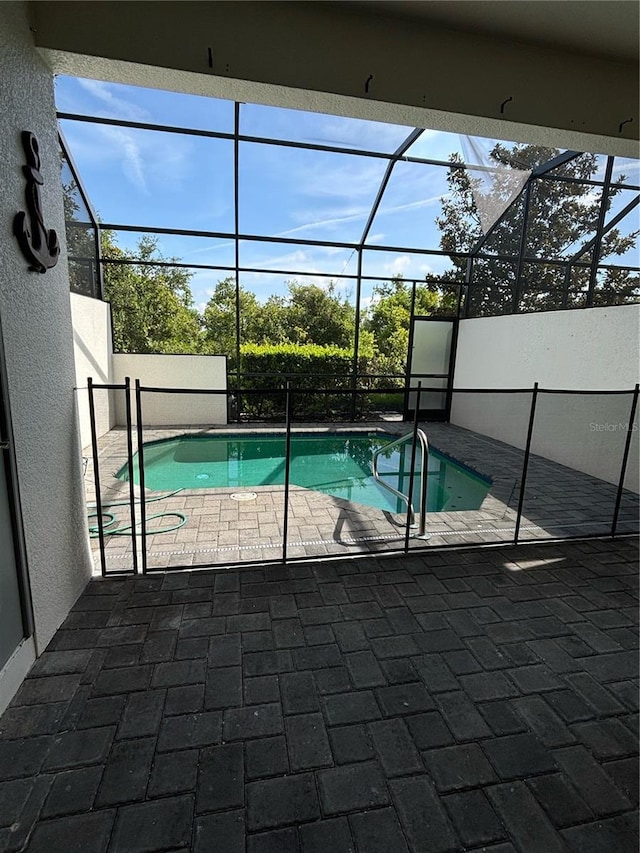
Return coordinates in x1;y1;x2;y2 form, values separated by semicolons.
135;379;148;574
611;383;639;537
404;383;422;553
514;382;538;544
124;377;139;574
282;381;292;564
88;377;107;577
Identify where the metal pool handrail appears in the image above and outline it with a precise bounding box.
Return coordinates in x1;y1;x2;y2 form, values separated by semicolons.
372;429;429;537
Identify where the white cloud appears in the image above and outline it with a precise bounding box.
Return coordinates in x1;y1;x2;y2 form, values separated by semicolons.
612;159;640;181
300;160;386;201
573;189;601;208
278;187;446;243
181;240;236;262
324;244;353;257
62;120;193;198
316;116;413;151
249;106;418;154
359;295;375;310
236;244;360;298
274;208;369;239
406;130;465;162
373;192;449;221
109;127;147;192
384;255;411;276
76;79;150;122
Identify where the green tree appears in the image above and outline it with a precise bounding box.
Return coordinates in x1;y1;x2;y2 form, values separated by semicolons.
251;295;290;344
102;233;202;353
202;278;356;357
362;276;441;378
201;277;266;365
60;172;100;298
280;281;355;348
436;147;639;315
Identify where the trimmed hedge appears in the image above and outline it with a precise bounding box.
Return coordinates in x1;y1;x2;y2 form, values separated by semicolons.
237;343;370;420
233;342;403;421
240;343;367;386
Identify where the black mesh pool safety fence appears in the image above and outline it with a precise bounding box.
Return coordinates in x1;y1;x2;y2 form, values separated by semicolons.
85;380;639;575
86;378;138;577
517;389;639;543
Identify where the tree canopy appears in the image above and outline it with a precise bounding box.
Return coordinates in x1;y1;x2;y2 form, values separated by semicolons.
201;279;357;362
61;171;100;298
362;277;442;377
437;146;639;315
200;275;452;380
101;234;202;354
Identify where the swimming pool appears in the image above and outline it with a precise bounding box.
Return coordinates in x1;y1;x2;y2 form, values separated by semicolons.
118;432;491;514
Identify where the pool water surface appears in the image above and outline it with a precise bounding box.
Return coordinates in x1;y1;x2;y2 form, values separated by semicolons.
118;432;491;514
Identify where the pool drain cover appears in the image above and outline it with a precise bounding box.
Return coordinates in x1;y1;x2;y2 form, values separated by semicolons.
230;492;258;501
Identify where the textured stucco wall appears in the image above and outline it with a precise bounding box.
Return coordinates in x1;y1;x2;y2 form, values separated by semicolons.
453;305;640;392
32;1;638;154
112;353;228;426
0;2;92;653
70;292;114;449
451;306;640;490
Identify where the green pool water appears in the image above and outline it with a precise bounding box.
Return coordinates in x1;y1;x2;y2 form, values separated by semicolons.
118;432;491;514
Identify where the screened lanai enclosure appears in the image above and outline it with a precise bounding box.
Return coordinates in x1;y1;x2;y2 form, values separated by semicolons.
58;77;640;574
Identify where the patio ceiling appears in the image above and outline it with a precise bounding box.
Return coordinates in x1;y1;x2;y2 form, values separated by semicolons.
346;1;640;63
33;1;639;155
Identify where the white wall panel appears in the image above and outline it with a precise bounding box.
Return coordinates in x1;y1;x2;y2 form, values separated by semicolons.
452;306;640;491
70;292;114;449
112;354;228;426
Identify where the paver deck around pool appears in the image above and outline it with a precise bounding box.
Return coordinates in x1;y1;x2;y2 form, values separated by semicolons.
83;421;639;573
0;537;637;852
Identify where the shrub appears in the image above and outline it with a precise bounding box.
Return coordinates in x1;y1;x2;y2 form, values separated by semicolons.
238;343;372;420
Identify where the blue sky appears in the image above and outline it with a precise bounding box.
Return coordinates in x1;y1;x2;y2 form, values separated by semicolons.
55;76;639;312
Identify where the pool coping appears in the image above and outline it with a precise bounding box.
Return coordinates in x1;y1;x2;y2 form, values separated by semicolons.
83;420;639;572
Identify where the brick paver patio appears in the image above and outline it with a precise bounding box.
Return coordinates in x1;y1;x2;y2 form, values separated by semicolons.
85;422;639;573
0;537;638;851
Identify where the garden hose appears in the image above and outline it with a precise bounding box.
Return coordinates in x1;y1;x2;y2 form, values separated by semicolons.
87;488;187;538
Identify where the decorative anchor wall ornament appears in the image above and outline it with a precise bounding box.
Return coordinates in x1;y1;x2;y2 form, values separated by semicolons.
13;131;60;273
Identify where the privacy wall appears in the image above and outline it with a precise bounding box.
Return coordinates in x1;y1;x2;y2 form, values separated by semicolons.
70;292;114;448
451;305;640;491
112;354;228;426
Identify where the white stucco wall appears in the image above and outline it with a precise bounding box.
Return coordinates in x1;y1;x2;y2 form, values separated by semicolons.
451;305;640;491
70;292;114;449
453;305;640;391
112;354;228;426
0;4;92;655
